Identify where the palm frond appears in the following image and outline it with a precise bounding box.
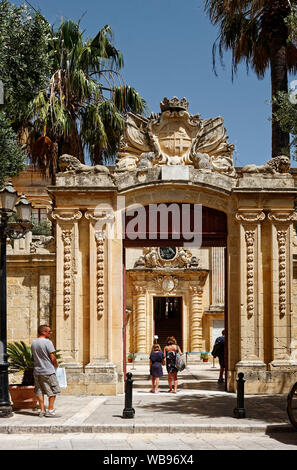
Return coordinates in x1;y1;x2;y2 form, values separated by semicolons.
7;341;34;371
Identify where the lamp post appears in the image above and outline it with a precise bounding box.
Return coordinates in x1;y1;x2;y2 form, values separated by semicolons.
0;183;32;418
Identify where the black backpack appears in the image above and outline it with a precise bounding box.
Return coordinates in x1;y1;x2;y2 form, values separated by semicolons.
211;339;224;358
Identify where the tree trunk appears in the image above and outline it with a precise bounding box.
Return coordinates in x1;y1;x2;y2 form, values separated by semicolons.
270;39;290;158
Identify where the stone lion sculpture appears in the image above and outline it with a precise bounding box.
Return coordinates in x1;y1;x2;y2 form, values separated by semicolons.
241;155;290;175
59;154;110;174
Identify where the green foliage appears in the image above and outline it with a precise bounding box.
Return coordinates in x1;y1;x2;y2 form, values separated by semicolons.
274;91;297;159
204;0;297;78
8;341;62;386
200;353;208;360
0;3;147;174
8;341;34;371
27;18;147;172
0;111;26;188
8;341;34;385
204;0;297;157
31;220;52;236
0;0;51;125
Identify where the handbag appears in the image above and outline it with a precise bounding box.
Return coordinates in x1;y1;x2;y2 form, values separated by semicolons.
175;352;185;372
55;367;67;388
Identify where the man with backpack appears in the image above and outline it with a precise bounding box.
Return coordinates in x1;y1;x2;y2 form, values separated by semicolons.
211;329;225;384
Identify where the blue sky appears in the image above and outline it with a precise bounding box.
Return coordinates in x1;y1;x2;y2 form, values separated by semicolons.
19;0;297;166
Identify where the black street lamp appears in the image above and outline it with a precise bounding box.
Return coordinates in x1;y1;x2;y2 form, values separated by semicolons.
0;183;32;418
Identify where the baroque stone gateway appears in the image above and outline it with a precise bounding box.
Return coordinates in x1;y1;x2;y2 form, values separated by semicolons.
8;97;297;395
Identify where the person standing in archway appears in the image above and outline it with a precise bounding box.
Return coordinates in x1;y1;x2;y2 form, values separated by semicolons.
149;343;164;393
164;336;183;393
212;329;225;384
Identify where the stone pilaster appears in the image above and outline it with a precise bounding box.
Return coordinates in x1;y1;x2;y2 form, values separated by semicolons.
84;211;108;364
133;284;147;354
210;247;225;307
51;210;82;367
84;210;117;388
235;210;266;369
189;285;203;352
268;210;297;368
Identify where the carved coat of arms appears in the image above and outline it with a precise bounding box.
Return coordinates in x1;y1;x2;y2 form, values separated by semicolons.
116;97;235;176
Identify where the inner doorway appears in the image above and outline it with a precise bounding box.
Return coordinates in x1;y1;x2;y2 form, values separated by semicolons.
154;297;182;350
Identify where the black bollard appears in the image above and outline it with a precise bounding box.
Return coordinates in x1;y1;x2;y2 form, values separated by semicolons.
122;372;135;419
234;372;246;419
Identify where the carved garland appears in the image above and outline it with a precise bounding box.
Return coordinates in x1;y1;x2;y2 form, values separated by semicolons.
277;230;287;318
245;230;255;318
268;212;297;318
85;210;114;318
95;231;105;318
62;229;72;317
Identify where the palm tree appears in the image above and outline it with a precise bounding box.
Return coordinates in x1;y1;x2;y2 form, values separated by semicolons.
25;19;146;177
204;0;297;158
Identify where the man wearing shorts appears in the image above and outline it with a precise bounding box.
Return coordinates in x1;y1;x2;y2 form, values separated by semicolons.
31;325;60;417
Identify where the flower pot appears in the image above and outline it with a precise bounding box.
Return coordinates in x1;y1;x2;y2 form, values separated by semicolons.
203;359;208;362
128;359;133;363
9;385;37;410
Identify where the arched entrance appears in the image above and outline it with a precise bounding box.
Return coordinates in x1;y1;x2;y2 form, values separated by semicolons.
123;202;228;387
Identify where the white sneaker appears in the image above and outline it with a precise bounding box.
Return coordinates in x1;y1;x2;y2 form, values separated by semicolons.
39;410;46;417
45;409;56;417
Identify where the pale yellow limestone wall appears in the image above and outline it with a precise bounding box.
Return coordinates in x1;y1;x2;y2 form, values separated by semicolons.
7;262;55;345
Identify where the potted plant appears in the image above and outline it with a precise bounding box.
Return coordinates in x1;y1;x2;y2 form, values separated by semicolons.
8;341;37;410
200;352;209;362
8;341;61;410
127;353;135;363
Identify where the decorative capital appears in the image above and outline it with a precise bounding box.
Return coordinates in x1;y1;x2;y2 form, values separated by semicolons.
189;285;203;296
50;210;82;223
85;209;114;234
235;211;265;223
133;284;146;295
268;211;297;224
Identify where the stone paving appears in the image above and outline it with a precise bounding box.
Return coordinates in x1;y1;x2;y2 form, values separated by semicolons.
0;364;295;436
0;432;296;450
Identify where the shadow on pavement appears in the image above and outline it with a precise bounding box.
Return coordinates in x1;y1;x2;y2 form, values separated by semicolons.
137;394;289;423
